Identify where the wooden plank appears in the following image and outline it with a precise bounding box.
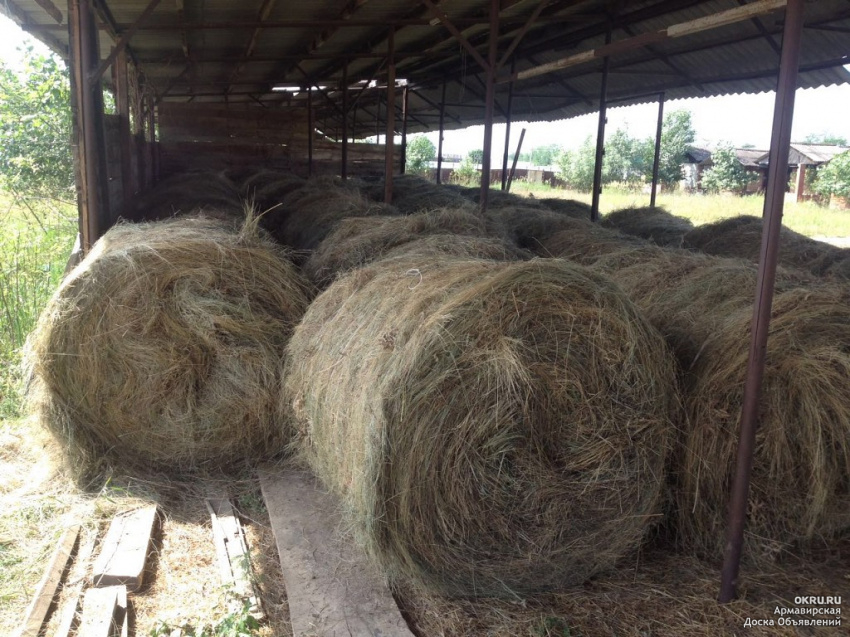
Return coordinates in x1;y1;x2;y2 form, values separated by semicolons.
206;498;263;619
91;506;158;592
16;525;80;637
259;467;414;637
52;530;97;637
77;585;126;637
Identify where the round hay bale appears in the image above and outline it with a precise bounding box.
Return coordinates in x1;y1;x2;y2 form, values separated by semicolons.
380;234;530;262
26;216;312;477
579;246;850;558
529;214;645;259
130;171;243;222
601;206;694;248
682;215;847;278
364;175;476;214
284;256;679;596
537;197;593;220
278;179;398;251
303;207;515;287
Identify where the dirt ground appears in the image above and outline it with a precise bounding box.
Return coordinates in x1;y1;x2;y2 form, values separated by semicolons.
1;418;847;636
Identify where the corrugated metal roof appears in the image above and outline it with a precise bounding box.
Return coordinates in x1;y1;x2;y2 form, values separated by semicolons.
3;0;849;136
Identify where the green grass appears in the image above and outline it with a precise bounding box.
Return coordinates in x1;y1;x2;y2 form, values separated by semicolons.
0;190;77;419
510;181;850;238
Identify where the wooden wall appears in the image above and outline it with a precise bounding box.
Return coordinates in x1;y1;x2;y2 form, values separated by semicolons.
157;103;397;178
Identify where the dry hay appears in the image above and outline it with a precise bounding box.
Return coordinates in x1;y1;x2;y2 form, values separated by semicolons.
363;174;476;214
302;207;525;287
601;206;695;247
129;171;243;222
682;214;849;279
25;214;312;478
395;542;849;636
536;197;593;220
492;207;644;256
542;230;850;558
275;177;398;251
284;255;679;596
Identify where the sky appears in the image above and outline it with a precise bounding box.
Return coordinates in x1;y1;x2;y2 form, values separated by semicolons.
2;13;849;158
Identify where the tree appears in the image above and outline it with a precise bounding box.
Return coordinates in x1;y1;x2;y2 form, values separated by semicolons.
467;149;484;165
530;144;562;167
555;137;596;192
651;109;696;189
812;150;850;199
406;135;436;174
700;144;751;194
0;49;73;199
603;127;648;185
804;132;848;146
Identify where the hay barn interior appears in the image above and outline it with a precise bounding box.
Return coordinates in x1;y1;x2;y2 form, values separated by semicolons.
5;0;850;635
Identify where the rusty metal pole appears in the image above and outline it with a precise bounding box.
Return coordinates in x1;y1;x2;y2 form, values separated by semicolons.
400;85;409;174
479;0;499;213
307;86;313;177
719;0;805;604
650;91;665;207
501;57;515;190
341;62;348;179
385;27;396;204
436;78;447;184
590;29;611;222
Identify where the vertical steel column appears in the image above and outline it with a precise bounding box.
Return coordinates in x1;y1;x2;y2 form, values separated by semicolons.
501;57;515;190
719;0;805;604
478;0;499;213
590;30;612;222
113;49;133;214
650;92;665;207
400;85;409;174
307;86;314;177
436;78;446;184
376;93;382;141
385;27;396;204
341;62;348;179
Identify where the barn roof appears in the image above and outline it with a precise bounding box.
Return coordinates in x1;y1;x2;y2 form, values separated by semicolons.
4;0;850;138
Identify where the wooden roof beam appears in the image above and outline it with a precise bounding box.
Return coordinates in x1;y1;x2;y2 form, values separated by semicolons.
1;0;68;55
90;0;163;86
421;0;490;71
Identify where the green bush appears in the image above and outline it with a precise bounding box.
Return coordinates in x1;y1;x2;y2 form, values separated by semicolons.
406;135;436;174
701;144;751;194
812;150;850;199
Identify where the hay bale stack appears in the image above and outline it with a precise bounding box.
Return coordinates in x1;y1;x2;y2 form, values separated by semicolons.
542;228;850;557
365;175;476;214
26;216;312;477
303;208;525;287
129;171;242;221
601;206;694;247
285;255;678;596
682;215;849;279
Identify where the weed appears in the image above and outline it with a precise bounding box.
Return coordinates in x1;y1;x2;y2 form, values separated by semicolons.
535;616;577;637
149;599;262;637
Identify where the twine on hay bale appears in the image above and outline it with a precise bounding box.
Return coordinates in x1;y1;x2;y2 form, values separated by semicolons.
25;214;312;478
601;206;695;248
682;215;850;279
539;222;850;558
303;208;525;287
285;254;678;596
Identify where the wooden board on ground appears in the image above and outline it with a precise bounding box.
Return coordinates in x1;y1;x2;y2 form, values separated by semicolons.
16;524;80;637
205;498;264;619
91;506;158;591
52;529;97;637
259;467;415;637
77;585;128;637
